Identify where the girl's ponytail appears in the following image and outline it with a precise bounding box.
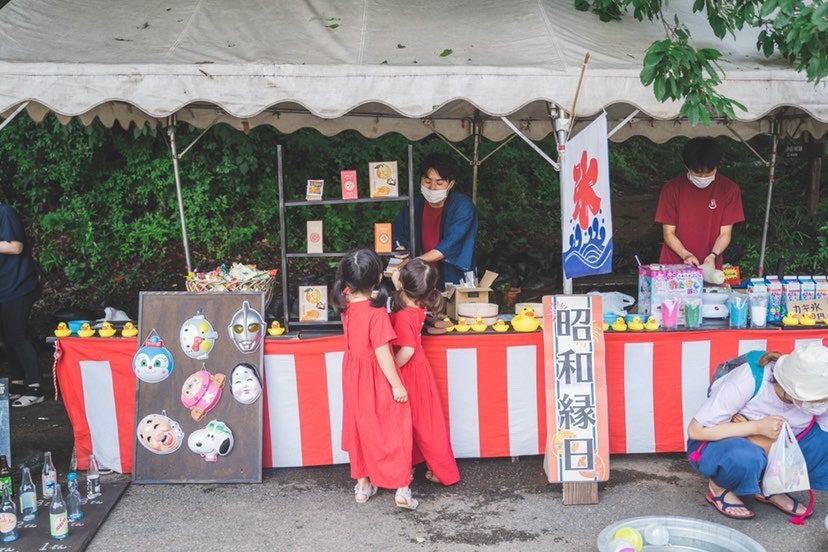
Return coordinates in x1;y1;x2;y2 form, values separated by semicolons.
423;288;445;315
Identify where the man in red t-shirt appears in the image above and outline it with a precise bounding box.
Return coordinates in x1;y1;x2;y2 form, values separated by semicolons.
655;138;745;270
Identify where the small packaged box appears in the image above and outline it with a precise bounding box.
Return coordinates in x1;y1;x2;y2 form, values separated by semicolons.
766;276;784;322
748;277;767;294
814;275;828;300
307;220;323;254
782;275;801;305
722;265;741;287
340;170;358;200
374;223;392;253
299;285;328;322
306;179;324;201
798;275;815;300
368;161;398;198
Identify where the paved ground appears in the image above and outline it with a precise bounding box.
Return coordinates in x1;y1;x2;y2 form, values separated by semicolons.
8;400;828;552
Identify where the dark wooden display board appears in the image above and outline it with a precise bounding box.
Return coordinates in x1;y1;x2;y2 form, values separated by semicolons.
2;481;129;551
133;292;264;484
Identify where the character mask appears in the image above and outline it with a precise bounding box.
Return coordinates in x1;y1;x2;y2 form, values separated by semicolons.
180;309;219;359
136;412;184;455
227;301;264;353
188;420;234;462
132;332;174;383
231;363;262;405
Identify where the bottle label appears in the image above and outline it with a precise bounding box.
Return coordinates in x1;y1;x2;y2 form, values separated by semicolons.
0;478;10;495
50;513;68;536
0;513;15;533
19;492;36;512
42;475;56;497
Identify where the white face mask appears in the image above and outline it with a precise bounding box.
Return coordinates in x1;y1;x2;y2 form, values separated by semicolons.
687;172;716;189
798;401;828;416
421;185;448;204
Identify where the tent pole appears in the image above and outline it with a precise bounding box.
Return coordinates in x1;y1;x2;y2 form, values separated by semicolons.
472;122;480;205
0;102;29;133
757;121;778;278
167;120;193;273
554;106;572;295
499;117;560;171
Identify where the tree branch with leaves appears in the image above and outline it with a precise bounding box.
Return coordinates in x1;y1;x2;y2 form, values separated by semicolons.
576;0;828;125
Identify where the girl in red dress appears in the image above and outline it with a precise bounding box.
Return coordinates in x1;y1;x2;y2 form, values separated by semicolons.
332;249;418;510
391;259;460;486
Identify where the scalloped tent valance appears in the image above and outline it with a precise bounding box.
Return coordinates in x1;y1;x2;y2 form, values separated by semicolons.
0;0;825;142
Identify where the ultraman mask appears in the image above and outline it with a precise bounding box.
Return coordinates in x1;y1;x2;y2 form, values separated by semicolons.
228;301;264;353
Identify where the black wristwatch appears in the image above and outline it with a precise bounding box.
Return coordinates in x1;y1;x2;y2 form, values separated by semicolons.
708;251;719;259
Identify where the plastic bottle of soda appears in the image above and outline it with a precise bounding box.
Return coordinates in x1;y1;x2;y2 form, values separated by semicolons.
42;451;57;499
0;456;13;498
18;467;37;521
86;455;101;499
0;487;18;542
49;484;69;540
66;473;83;521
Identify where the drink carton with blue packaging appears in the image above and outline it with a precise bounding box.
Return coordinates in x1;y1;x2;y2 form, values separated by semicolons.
798;275;815;300
814;276;828;300
782;275;801;307
766;276;784;322
638;264;702;323
747;277;767;294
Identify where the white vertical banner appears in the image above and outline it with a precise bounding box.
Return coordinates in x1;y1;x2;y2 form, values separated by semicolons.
562;114;613;279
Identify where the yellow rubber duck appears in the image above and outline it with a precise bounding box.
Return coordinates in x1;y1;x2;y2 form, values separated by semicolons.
511;307;540;332
492;319;509;333
77;323;95;338
454;317;471;333
644;317;660;331
611;317;627;332
267;321;286;336
98;322;117;338
782;313;799;326
54;322;72;338
121;322;139;338
471;317;488;332
602;321;609;332
800;312;816;326
627;316;644;331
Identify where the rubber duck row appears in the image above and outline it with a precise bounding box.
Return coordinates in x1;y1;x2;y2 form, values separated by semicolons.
782;312;823;327
54;322;139;338
604;316;661;332
442;307;543;333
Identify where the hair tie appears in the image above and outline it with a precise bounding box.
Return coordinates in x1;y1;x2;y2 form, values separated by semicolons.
343;287;350;295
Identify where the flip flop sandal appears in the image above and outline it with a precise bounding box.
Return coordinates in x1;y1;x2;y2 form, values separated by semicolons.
395;489;419;510
705;490;755;520
424;470;441;484
12;394;45;408
754;494;812;518
354;484;377;504
426;317;453;329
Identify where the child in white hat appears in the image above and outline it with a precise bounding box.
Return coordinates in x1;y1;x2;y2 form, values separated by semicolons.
686;344;828;521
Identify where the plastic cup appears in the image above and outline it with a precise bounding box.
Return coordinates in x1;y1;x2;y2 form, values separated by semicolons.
729;294;749;329
661;298;680;330
683;297;702;329
749;293;768;328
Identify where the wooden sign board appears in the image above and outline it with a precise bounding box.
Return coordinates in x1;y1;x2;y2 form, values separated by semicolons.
133;292;264;484
542;295;610;492
785;298;827;324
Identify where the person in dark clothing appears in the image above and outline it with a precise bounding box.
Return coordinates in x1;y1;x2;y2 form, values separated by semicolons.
0;203;43;407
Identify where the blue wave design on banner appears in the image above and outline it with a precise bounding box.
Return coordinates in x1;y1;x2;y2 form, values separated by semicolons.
563;216;613;279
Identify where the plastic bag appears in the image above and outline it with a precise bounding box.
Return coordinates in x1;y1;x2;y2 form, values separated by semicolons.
762;422;810;496
588;291;635;316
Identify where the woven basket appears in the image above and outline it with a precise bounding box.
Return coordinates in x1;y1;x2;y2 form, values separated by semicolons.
185;275;277;306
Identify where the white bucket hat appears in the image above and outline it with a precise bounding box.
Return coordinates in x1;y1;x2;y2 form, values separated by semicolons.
774;344;828;402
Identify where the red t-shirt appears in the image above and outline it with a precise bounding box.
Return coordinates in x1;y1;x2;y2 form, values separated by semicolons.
421;203;443;254
654;174;744;269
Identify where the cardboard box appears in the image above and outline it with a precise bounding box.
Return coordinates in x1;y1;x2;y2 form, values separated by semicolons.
340;170;358;200
368;161;398;198
814;275;828;300
307;220;323;254
298;285;328;322
766;276;784;322
306;179;324;201
798;275;815;300
638;264;702;323
723;265;741;287
444;271;498;320
374;223;392;253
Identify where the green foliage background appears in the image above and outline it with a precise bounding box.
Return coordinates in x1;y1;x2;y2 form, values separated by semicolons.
0;116;825;319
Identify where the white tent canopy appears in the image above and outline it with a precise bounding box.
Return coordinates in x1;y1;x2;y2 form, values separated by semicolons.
1;0;826;142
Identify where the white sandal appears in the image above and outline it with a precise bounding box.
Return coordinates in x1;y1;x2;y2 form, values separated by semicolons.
12;394;45;408
395;488;419;510
354;484;377;504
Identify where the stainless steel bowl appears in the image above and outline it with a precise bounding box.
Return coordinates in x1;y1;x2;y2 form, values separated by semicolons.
597;516;766;552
